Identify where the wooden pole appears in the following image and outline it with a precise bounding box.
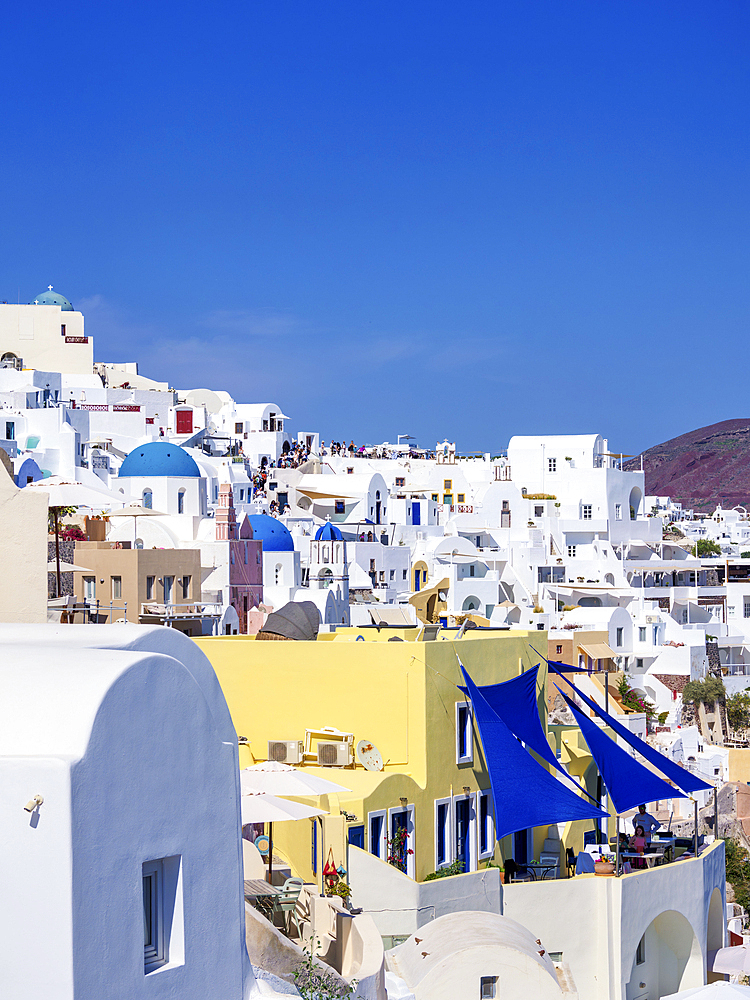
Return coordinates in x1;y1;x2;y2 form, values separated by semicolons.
54;507;61;599
714;786;719;841
267;821;273;883
616;813;620;876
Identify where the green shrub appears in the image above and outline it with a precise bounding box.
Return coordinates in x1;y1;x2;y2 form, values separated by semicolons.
727;689;750;731
423;859;465;881
724;838;750;913
691;539;722;557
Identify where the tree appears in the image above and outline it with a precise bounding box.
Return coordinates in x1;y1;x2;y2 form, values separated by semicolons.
727;689;750;731
691;539;722;557
682;677;726;705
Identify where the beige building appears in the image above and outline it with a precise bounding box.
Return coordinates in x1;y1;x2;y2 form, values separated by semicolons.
0;288;93;375
0;450;47;622
73;541;202;627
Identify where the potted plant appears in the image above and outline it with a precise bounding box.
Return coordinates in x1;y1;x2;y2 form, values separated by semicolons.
594;853;616;876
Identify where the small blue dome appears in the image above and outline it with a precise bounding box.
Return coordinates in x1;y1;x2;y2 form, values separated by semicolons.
118;442;201;478
247;514;294;552
315;522;343;541
32;288;74;311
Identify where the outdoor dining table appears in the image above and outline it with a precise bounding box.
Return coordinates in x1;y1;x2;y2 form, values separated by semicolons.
621;851;664;870
526;861;559;880
244;879;283;919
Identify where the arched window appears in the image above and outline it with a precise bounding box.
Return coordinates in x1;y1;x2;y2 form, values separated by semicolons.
275;564;282;585
135;538;144;550
142;489;152;509
177;489;185;514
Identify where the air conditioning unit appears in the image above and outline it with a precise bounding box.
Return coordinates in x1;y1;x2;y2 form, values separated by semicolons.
317;741;353;767
645;616;657;624
267;740;304;764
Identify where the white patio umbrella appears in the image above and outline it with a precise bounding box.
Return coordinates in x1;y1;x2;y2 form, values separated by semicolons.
47;560;94;573
25;478;119;597
241;790;327;882
711;945;750;976
663;983;750;999
241;760;351;797
108;502;167;546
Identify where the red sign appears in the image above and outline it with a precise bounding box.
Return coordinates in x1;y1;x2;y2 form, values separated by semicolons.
65;336;88;344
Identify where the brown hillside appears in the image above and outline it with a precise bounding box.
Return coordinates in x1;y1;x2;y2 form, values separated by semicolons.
623;419;750;512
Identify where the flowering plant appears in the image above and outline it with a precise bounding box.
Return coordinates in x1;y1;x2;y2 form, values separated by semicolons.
387;826;414;873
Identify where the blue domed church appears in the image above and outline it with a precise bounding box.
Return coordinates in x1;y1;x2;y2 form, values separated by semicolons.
118;441;207;516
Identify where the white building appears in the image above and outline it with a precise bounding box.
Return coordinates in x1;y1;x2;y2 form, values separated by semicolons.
0;288;93;375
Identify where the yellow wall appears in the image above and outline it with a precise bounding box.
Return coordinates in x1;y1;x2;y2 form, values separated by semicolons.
729;748;750;784
198;628;552;882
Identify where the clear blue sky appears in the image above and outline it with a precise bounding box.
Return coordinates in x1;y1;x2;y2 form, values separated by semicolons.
2;1;749;454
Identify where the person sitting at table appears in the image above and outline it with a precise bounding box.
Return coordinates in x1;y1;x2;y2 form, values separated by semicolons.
632;804;660;841
629;825;648;868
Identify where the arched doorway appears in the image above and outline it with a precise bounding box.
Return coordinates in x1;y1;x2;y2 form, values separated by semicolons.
462;596;480;612
706;887;725;983
629;487;643;521
625;910;702;998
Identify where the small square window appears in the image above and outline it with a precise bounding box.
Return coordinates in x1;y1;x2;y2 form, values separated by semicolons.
395;477;405;487
444;494;453;505
347;467;353;474
582;504;592;520
548;458;556;473
535;505;544;517
458;493;465;503
235;422;243;434
444;479;452;490
567;545;576;558
480;977;497;998
431;493;439;502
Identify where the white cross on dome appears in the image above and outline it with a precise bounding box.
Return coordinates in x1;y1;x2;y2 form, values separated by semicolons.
48;285;53;291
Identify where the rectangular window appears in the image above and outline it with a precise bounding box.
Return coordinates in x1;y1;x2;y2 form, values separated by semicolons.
390;569;395;580
370;559;376;572
548;458;556;473
444;494;453;505
432;493;438;502
582;504;592;520
111;576;122;601
456;703;473;763
567;545;576;558
480;977;498;999
479;791;493;857
369;811;385;858
181;576;191;600
636;934;646;965
146;576;155;601
312;819;318;874
335;499;345;514
142;856;182;974
60;324;66;336
744;601;750;619
444;479;452;490
636;658;643;669
458;493;465;503
469;564;475;577
652;625;659;645
5;421;14;440
436;800;450;867
615;503;622;520
84;576;95;600
163;576;174;604
379;571;385;582
556;644;562;655
616;627;623;647
639;626;646;642
402;569;407;579
395;477;405;487
235;422;243;434
177;491;184;514
534;505;544;517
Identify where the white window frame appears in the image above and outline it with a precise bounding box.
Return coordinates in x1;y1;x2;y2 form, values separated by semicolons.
367;809;387;860
478;790;494;860
615;503;622;521
83;576;95;600
387;804;416;879
455;701;473;764
146;576;155;601
616;627;623;647
452;791;478;873
582;504;592;520
434;797;453;869
548;458;556;473
638;626;646;642
163;576;174;604
143;860;166;971
111;576;122;601
567;545;576;558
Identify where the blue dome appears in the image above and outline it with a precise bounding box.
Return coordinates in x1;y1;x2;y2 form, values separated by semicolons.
32;288;74;311
247;514;294;552
118;442;201;478
315;522;343;541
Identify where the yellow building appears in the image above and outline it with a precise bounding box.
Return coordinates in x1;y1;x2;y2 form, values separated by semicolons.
197;626;601;886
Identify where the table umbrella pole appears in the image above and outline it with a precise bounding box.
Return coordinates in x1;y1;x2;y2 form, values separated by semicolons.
54;508;61;599
694;798;698;858
714;786;719;840
268;822;273;884
616;813;620;876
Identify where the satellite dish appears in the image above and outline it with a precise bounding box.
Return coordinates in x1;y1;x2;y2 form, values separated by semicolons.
254;834;271;856
356;740;383;772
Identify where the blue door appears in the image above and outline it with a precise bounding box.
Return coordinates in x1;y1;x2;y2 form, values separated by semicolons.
348;825;365;849
412;501;420;525
455;799;471;872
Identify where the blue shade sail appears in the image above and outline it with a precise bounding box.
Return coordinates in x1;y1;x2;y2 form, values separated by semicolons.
460;665;599;804
557;690;686;814
529;646;589;673
460;665;608;841
561;678;713;794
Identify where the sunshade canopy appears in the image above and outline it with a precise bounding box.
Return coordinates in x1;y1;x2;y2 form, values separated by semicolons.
579;642;617;660
259;601;321;640
241;761;350;796
240;790;326;824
